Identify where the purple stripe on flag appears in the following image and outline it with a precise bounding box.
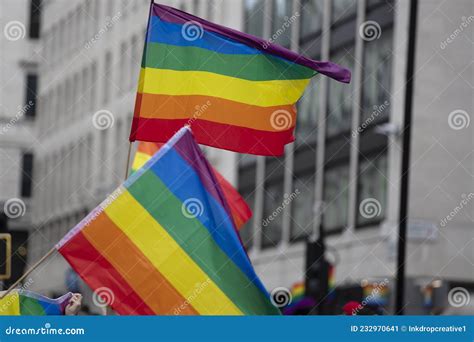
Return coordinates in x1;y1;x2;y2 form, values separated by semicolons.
172;128;237;230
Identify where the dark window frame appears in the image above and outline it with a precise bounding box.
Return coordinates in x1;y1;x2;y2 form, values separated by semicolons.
24;74;38;119
355;142;389;229
21;153;34;198
321;156;350;236
29;0;41;39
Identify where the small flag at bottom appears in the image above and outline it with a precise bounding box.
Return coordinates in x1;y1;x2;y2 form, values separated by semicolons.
58;127;279;315
0;290;72;315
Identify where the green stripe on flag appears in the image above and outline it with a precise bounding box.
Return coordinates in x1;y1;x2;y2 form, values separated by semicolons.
127;170;279;315
142;42;316;81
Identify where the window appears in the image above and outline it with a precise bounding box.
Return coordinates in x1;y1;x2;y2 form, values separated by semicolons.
207;0;214;20
193;0;199;14
59;18;67;59
322;163;349;233
115;119;123;181
291;172;315;241
261;156;285;248
361;29;393;123
89;62;97;111
237;161;257;250
130;35;139;90
21;153;34;198
103;51;112;105
72;73;80;118
24;74;38;119
65;78;72;116
327;47;355;137
81;67;89;112
99;131;107;183
119;42;127;94
296;74;319;145
331;0;357;25
244;0;265;36
300;0;324;40
291;139;317;241
86;134;93;190
357;151;387;227
107;0;114;14
271;0;293;47
29;0;41;39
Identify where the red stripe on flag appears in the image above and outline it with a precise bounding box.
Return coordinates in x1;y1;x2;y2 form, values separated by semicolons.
129;117;294;157
58;232;155;315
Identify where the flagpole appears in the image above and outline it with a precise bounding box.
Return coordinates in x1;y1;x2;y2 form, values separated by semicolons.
124;142;132;180
0;247;56;299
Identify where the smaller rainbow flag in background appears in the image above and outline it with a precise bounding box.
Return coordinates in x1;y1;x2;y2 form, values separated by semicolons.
58;127;279;315
0;290;72;315
362;282;389;306
131;142;252;230
130;3;350;156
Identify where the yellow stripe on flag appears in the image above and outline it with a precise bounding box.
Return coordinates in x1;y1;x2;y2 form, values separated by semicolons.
132;151;152;172
138;68;310;107
0;292;20;315
104;189;243;315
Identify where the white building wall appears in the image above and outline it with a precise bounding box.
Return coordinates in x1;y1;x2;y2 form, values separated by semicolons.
405;0;473;282
0;0;37;203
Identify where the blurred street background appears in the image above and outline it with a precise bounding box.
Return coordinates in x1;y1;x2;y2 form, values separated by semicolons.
0;0;473;315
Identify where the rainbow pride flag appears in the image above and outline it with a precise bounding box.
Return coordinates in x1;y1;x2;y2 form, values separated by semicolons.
130;3;351;156
131;141;252;230
0;290;72;315
58;127;279;315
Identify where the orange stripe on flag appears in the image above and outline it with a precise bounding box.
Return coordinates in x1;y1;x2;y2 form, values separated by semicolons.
82;213;199;315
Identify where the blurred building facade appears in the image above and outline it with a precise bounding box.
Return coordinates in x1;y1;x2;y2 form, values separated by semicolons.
0;0;472;314
0;0;41;289
236;0;473;315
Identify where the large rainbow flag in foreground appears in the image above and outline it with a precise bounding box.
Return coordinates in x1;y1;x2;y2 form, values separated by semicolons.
58;127;279;315
130;3;351;156
132;141;252;229
0;290;71;315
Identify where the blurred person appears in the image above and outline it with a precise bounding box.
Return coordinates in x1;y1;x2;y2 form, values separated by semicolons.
65;293;82;316
342;301;377;315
